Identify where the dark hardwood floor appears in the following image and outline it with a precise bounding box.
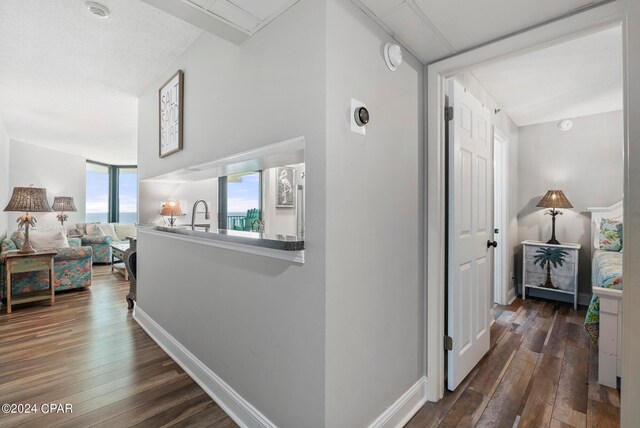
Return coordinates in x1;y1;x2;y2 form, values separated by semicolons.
0;268;621;427
406;298;620;428
0;266;237;428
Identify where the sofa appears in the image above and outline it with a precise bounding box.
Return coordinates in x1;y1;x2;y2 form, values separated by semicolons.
71;223;137;264
1;231;93;299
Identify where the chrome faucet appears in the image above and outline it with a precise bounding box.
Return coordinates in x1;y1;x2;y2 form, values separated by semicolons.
191;200;210;229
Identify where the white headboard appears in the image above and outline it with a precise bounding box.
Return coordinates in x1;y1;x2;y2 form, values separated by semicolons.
588;201;623;251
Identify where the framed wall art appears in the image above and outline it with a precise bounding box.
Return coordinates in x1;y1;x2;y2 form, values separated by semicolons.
276;167;295;208
159;70;184;158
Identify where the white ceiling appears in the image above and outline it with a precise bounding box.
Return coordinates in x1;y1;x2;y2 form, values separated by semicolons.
185;0;299;35
471;26;623;126
0;0;202;164
140;0;300;44
353;0;609;63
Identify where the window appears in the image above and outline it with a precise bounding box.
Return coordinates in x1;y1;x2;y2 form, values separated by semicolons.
118;167;138;224
86;161;137;223
86;162;110;223
218;171;262;230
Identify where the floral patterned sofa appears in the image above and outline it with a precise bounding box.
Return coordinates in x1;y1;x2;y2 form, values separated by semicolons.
80;235;113;264
70;223;136;264
0;231;93;299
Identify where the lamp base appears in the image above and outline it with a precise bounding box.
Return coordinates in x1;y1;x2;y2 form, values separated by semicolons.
546;238;561;245
18;242;37;254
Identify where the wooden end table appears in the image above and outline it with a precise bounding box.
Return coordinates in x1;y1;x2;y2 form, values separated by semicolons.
5;250;57;314
111;243;129;281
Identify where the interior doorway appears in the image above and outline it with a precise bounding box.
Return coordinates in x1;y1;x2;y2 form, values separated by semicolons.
493;129;510;306
426;3;628;403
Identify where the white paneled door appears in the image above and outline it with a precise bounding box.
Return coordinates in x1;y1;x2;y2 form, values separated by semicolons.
447;79;493;391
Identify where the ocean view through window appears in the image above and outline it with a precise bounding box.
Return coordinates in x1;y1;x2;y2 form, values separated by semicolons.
86;162;137;223
86;162;109;223
119;167;138;224
219;171;262;230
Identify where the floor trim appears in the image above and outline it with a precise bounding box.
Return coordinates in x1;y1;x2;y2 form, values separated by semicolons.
368;376;428;428
134;305;276;428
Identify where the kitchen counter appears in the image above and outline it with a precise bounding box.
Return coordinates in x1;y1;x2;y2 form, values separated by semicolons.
137;224;305;263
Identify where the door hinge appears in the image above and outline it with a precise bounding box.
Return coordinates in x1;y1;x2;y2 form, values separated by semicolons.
444;335;453;351
445;106;454;121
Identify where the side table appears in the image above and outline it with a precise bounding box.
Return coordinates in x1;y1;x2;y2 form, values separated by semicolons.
111;242;129;281
522;240;581;309
5;250;57;314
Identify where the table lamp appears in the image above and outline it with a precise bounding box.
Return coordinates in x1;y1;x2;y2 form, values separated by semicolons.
536;190;573;245
161;200;183;227
3;186;53;253
52;196;77;226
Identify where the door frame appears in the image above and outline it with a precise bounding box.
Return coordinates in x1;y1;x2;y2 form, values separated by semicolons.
425;2;629;402
493;128;510;306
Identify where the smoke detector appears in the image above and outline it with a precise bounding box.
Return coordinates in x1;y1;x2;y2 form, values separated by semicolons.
557;119;573;131
384;43;403;71
85;2;110;18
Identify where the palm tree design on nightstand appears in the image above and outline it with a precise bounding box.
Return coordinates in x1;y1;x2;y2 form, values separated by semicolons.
533;247;569;289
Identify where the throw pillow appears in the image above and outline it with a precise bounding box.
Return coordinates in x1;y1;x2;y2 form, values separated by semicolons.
29;229;70;250
11;230;25;249
114;224;137;241
85;223;105;236
97;223;120;241
77;222;100;235
599;219;623;251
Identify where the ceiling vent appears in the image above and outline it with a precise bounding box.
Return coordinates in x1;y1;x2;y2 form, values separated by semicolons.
85;1;110;18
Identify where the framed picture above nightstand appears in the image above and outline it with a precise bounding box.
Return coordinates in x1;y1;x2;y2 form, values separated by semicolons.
522;240;581;309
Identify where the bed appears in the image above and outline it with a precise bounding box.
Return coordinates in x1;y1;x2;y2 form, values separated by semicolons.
585;201;623;388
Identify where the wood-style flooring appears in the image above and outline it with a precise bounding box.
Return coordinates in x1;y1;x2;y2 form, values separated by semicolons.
0;268;621;427
406;299;620;428
0;266;237;428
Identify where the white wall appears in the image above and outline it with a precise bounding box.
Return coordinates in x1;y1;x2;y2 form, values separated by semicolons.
622;2;640;424
517;111;623;296
0;117;9;240
262;163;305;236
139;179;217;227
453;72;520;303
324;1;424;426
136;0;327;426
8;140;86;232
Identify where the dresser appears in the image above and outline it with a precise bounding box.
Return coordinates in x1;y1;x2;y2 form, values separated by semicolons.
522;240;581;309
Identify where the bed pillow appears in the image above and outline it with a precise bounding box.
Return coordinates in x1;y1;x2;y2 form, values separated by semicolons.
29;229;70;250
599;218;623;251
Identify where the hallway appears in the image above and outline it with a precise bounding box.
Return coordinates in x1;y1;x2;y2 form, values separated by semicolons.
407;299;620;427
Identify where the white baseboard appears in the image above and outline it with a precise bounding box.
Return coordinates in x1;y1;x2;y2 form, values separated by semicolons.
133;306;276;428
507;287;517;305
368;376;428;428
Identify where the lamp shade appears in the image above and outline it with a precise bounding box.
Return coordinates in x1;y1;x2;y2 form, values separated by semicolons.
160;200;183;216
536;190;573;209
3;187;53;212
52;196;77;212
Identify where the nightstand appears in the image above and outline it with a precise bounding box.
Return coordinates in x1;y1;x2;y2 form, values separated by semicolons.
522;240;581;309
4;250;57;313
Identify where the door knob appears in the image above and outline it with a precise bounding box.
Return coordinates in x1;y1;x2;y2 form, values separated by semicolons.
487;240;498;248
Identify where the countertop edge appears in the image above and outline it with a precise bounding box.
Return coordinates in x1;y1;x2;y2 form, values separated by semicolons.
138;227;305;264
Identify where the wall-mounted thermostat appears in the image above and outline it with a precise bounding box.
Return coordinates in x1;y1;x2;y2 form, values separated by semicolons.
351;98;368;136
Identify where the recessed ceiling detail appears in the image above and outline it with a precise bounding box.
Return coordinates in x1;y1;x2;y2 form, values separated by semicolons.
141;0;300;44
352;0;609;64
